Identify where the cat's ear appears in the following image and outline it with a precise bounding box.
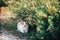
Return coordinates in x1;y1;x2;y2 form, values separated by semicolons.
24;19;28;24
19;19;22;22
17;19;23;22
24;20;28;25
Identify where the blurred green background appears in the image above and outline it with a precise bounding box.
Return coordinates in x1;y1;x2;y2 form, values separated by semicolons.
0;0;60;40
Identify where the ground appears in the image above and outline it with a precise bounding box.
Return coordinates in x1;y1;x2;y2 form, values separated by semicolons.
0;28;28;40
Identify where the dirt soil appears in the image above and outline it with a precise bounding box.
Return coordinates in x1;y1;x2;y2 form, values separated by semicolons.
0;28;28;40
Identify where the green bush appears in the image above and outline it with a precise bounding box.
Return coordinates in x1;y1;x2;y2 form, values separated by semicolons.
2;0;60;40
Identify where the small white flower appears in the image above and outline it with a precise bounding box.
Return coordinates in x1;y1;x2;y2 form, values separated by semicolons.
41;5;45;8
59;10;60;13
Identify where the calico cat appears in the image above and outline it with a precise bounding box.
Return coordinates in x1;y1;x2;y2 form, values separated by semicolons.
17;19;28;33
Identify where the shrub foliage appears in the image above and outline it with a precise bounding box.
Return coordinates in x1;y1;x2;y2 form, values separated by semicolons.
0;0;60;40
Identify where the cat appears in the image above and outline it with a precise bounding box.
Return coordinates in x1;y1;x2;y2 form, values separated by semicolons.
17;19;28;33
